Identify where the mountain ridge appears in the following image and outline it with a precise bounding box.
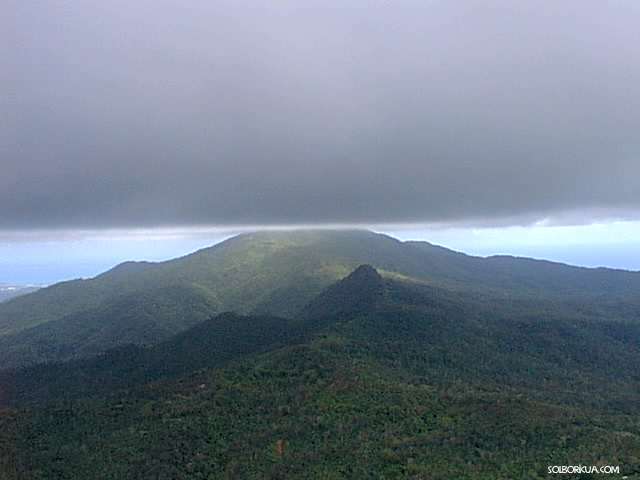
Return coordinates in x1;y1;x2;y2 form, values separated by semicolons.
1;229;638;368
2;261;639;478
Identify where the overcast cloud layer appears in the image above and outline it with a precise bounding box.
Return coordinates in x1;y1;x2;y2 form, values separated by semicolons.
3;0;640;230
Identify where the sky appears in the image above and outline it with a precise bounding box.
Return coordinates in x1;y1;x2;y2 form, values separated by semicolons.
3;1;640;283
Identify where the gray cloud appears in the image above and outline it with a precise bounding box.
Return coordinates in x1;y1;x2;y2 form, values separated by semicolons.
3;0;640;230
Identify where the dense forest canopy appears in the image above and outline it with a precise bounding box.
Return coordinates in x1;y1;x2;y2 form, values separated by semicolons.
1;233;639;478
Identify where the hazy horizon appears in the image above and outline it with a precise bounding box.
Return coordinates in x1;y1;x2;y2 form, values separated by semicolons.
3;222;639;285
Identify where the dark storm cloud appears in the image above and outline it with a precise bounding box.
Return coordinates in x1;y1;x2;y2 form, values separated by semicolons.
3;0;640;229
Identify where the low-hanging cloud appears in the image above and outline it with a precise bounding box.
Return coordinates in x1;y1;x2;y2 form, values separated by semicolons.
3;0;640;230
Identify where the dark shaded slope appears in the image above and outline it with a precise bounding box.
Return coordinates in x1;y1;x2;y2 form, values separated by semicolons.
301;266;640;410
1;265;392;406
334;276;640;407
1;312;308;406
1;229;639;369
147;312;305;377
8;264;639;412
0;285;216;369
301;264;386;319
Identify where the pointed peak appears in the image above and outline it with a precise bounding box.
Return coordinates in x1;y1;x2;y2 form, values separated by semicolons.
301;265;385;320
331;265;384;294
345;264;382;282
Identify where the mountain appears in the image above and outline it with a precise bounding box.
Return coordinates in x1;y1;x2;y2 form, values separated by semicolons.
0;285;216;368
2;265;639;479
1;312;308;405
3;266;387;405
0;284;41;303
8;264;639;407
301;264;386;319
1;229;639;368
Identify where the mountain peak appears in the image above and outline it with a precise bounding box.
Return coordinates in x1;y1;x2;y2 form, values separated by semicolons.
346;264;383;282
331;264;384;295
301;264;385;320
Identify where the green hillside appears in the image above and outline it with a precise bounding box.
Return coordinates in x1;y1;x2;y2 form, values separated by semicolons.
0;285;40;304
1;265;639;479
1;311;308;404
0;285;216;369
1;230;638;368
